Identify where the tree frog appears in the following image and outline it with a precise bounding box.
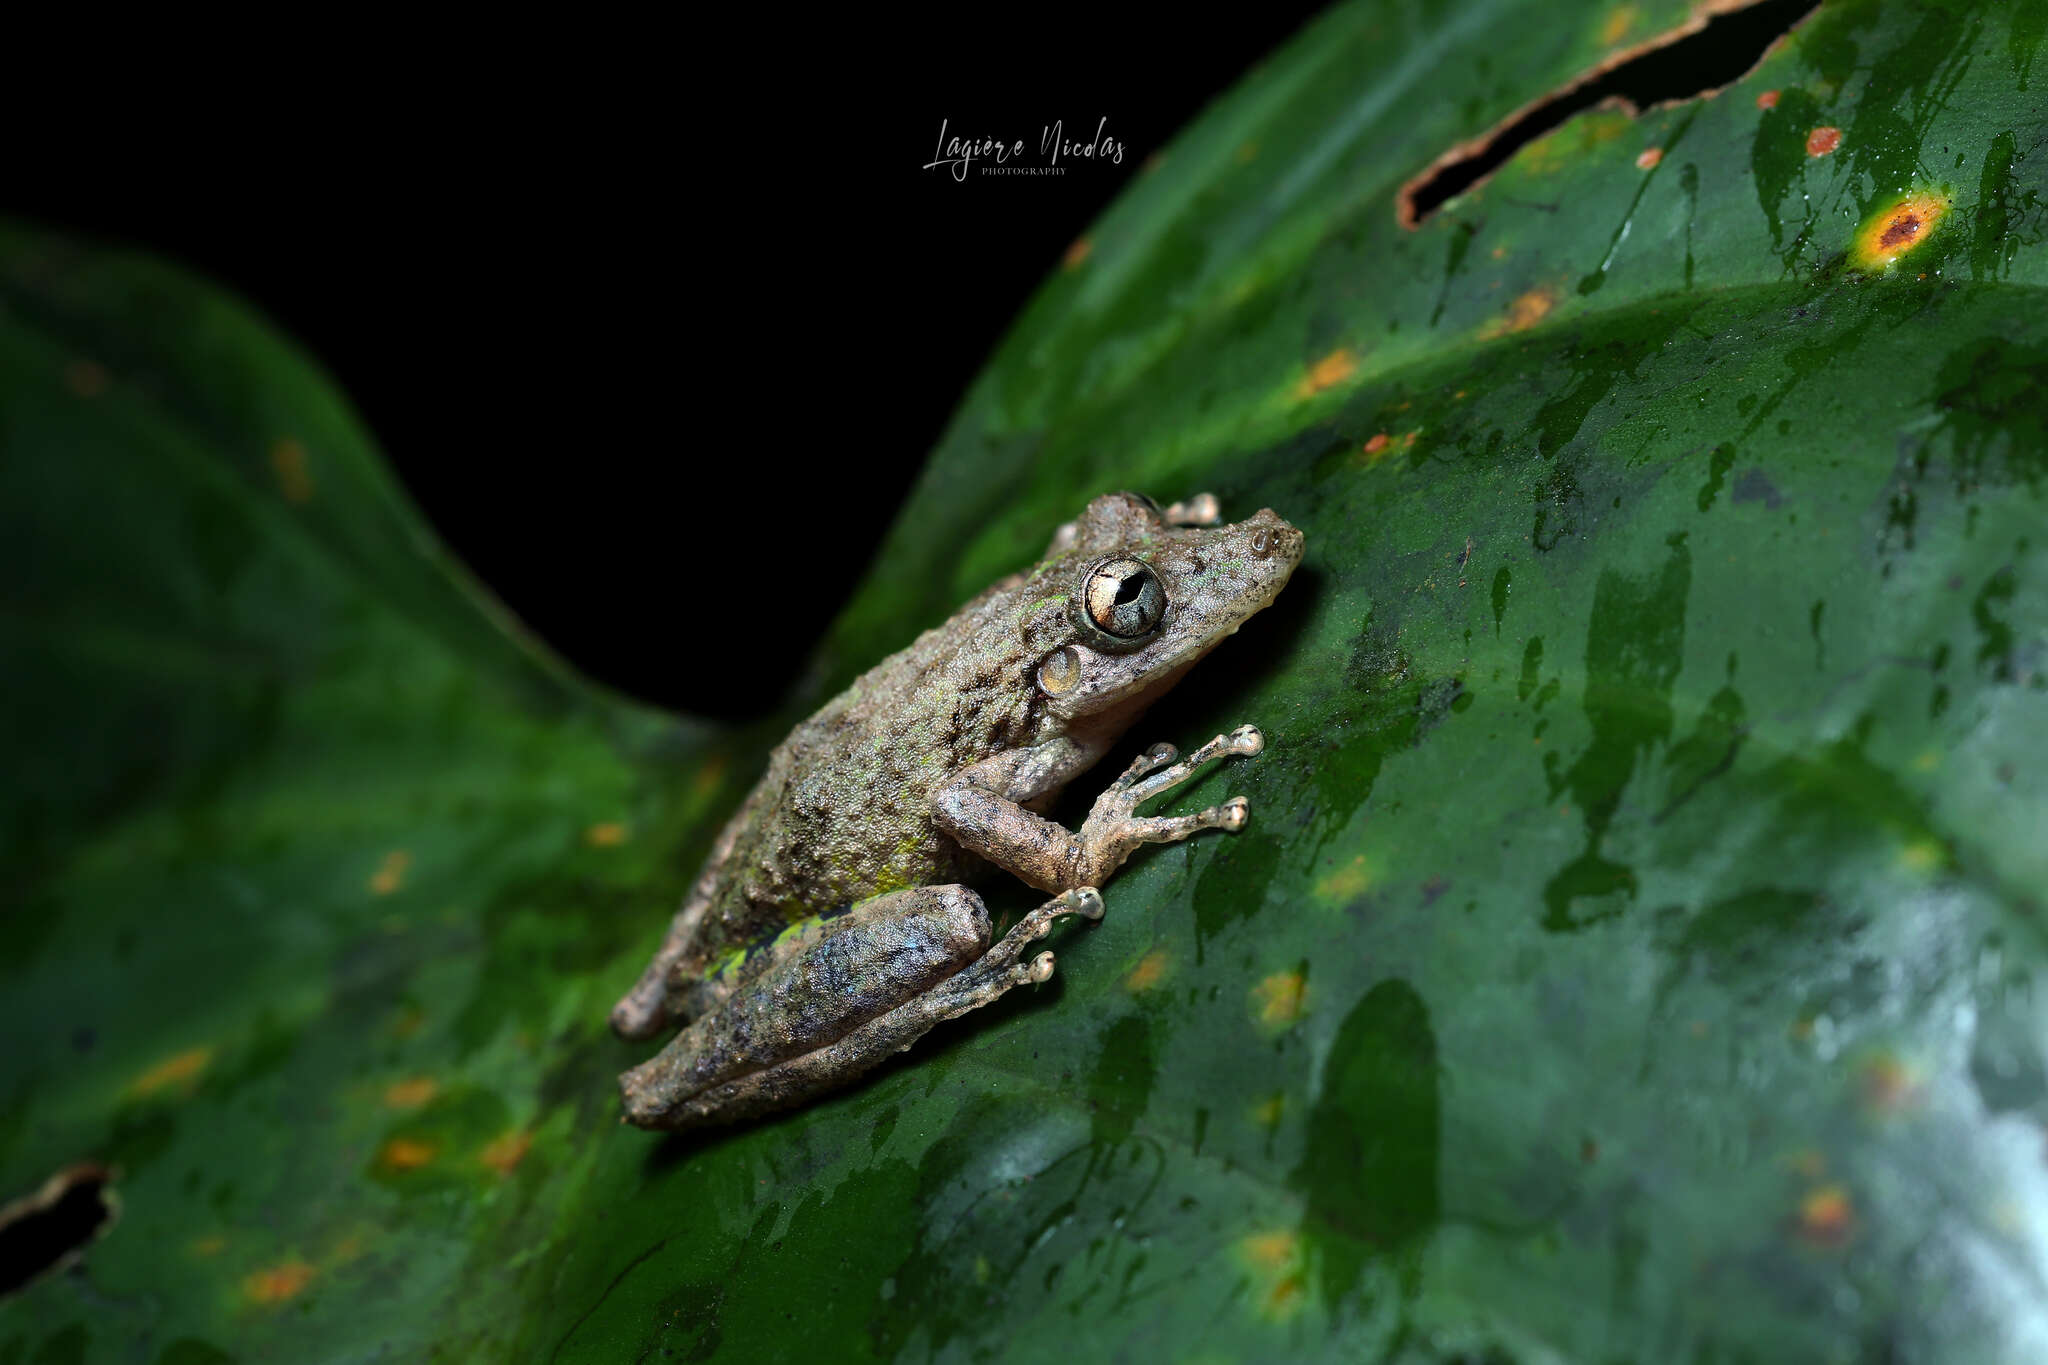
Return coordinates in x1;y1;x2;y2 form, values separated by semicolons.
612;491;1303;1130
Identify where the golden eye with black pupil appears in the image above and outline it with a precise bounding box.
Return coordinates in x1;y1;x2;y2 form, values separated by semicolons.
1037;645;1082;696
1083;558;1166;639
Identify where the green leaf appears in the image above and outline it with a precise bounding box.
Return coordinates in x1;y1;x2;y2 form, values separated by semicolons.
6;0;2048;1360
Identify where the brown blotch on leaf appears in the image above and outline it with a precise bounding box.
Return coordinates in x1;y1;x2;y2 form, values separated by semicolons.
382;1076;438;1109
269;438;314;504
584;821;629;848
1805;125;1841;156
65;360;108;398
1061;237;1092;270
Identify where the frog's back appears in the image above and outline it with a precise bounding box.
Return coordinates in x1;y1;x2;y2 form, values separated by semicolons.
701;578;1044;947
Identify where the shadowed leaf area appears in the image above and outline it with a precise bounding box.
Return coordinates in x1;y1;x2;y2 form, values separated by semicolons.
4;0;2048;1360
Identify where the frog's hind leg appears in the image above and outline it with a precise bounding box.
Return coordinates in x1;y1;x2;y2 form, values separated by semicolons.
610;834;738;1040
617;887;1102;1131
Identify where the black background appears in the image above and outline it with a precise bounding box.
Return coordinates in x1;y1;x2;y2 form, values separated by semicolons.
3;15;1327;717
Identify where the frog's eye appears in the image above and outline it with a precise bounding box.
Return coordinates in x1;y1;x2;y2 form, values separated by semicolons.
1082;558;1166;639
1036;645;1083;696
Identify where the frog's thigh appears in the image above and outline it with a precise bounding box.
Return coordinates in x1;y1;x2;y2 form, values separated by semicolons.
618;885;990;1129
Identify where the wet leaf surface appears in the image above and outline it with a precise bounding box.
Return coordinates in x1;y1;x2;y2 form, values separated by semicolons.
5;0;2048;1360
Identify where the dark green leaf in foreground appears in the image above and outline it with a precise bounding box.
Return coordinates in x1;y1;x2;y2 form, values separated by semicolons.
5;0;2048;1360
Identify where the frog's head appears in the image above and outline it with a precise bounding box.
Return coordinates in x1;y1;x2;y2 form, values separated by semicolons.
1028;492;1303;723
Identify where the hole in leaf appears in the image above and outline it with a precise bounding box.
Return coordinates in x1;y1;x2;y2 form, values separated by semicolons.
1400;0;1820;227
0;1163;118;1298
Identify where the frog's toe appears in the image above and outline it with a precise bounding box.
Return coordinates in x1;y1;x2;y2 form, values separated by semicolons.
610;988;666;1041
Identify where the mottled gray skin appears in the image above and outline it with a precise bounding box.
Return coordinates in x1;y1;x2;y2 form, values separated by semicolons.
613;492;1304;1130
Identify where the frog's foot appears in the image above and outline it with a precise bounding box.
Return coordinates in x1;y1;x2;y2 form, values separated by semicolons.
1072;726;1262;885
1161;491;1221;527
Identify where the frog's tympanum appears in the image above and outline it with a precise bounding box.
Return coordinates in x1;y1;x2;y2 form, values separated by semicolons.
611;492;1304;1130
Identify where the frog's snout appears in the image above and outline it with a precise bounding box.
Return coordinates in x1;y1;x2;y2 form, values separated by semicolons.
1242;509;1304;566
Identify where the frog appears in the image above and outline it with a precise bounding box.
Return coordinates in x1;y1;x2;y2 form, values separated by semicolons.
611;490;1304;1130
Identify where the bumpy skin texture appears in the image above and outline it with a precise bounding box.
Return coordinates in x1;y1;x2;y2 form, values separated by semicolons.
612;493;1303;1130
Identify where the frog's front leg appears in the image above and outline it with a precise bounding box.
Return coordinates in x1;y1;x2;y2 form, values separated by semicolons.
618;885;1102;1130
933;726;1264;893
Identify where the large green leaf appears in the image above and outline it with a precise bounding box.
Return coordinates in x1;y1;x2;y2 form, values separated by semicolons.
6;0;2048;1359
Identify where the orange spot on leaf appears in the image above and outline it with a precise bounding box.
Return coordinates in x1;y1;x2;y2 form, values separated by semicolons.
1850;188;1951;271
1061;237;1092;270
584;821;629;848
369;849;411;896
131;1046;212;1098
269;438;314;504
1804;125;1841;156
189;1234;227;1258
1797;1184;1855;1247
382;1076;438;1109
1755;89;1780;109
1123;949;1169;993
1483;285;1558;339
1296;348;1358;399
1599;4;1638;46
1362;432;1391;459
244;1258;315;1303
1635;146;1662;170
378;1137;437;1171
480;1130;533;1176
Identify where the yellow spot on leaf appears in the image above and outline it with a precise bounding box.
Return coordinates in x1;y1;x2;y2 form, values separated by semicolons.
378;1137;437;1171
1062;237;1092;270
270;438;313;504
369;849;411;896
1897;839;1944;874
1315;854;1372;902
244;1258;314;1303
1797;1184;1854;1247
584;821;629;848
1295;348;1357;399
1599;4;1638;45
131;1046;211;1098
1483;286;1558;339
382;1076;438;1109
1249;1093;1286;1129
480;1130;533;1176
1124;949;1169;993
1252;969;1308;1030
1236;1229;1307;1321
65;359;108;397
1850;188;1951;271
1239;1228;1297;1272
